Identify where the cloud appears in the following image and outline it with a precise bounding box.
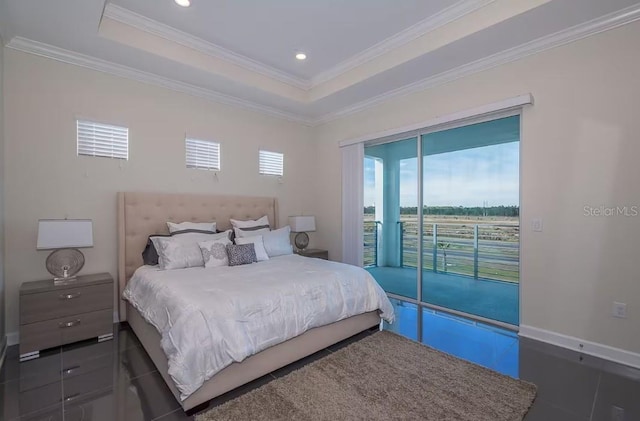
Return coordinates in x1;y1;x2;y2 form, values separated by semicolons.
364;142;519;207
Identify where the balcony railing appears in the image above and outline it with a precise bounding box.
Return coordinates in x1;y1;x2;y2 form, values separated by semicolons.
363;220;380;267
364;219;519;283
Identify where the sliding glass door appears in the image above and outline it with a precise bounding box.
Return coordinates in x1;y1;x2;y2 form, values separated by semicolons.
363;115;520;328
421;116;520;325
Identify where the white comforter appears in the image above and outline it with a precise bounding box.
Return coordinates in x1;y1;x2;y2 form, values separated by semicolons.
122;254;394;400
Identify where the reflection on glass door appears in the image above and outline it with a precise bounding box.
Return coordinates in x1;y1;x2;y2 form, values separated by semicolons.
364;137;417;300
421;116;520;325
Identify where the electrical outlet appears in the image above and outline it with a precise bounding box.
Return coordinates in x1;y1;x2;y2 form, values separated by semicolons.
612;302;627;319
532;218;543;232
611;405;625;421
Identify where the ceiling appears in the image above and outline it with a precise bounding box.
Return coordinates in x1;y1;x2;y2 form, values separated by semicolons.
112;0;457;80
1;0;639;125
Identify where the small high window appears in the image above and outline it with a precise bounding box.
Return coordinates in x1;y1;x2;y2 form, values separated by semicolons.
259;150;284;176
186;138;221;171
77;120;129;160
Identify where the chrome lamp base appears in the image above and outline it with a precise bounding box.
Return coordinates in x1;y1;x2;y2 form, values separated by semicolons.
46;248;85;285
294;232;310;251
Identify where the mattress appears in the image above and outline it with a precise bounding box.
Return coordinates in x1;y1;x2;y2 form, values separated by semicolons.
123;254;394;400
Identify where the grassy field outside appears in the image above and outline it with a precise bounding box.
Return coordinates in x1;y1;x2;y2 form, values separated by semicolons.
364;214;519;283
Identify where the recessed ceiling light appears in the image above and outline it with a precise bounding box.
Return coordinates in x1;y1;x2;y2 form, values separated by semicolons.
174;0;191;7
295;53;307;61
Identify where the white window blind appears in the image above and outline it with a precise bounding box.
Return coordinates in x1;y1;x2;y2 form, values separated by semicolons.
341;143;364;266
185;138;221;170
77;120;129;160
259;150;284;176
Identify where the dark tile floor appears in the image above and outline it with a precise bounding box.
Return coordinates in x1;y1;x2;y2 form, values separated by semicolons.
1;323;638;420
520;336;640;421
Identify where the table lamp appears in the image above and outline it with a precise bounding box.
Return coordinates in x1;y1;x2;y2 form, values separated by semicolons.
288;216;316;251
37;219;93;284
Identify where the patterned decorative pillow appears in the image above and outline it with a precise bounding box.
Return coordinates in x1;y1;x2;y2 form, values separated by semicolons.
226;243;257;266
198;238;231;268
235;235;269;261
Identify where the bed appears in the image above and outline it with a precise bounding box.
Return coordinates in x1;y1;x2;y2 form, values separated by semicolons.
117;192;393;411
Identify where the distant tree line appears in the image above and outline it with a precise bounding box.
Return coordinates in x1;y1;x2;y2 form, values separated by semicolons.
364;205;519;217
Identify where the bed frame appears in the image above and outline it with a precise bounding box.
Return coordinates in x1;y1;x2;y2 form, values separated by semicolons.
117;192;381;411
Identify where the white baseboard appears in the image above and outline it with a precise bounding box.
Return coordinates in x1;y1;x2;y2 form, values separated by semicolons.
519;325;640;369
7;331;19;346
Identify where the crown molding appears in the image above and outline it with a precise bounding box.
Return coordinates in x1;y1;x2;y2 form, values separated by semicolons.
103;3;311;91
310;0;495;87
315;3;640;125
6;2;640;128
6;37;314;126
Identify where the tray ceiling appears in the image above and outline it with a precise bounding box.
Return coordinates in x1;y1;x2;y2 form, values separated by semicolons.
1;0;639;124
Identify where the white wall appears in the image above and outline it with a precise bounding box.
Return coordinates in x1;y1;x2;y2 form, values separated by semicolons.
313;21;640;355
3;49;315;337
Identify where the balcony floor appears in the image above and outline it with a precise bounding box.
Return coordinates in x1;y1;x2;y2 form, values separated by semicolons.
367;266;519;325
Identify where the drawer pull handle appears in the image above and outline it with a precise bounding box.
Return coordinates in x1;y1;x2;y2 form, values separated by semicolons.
59;292;81;300
62;365;80;375
59;319;81;328
62;393;80;402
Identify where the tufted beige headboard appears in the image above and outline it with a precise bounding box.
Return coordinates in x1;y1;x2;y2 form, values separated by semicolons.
117;192;278;320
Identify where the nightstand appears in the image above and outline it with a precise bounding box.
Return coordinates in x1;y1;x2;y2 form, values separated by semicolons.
19;273;114;361
296;249;329;260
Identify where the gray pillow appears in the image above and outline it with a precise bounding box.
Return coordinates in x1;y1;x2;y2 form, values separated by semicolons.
226;243;257;266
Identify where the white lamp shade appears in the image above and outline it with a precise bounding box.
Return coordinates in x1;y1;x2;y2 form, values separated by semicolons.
288;216;316;233
37;219;94;250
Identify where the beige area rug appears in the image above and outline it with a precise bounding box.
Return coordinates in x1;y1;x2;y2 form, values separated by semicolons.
196;331;536;421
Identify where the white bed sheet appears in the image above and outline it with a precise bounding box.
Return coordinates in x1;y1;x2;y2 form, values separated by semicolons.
122;254;394;400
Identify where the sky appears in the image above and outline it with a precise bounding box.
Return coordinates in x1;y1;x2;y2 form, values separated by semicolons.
364;142;519;207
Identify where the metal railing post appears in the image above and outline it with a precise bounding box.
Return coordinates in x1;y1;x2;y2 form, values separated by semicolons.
432;223;438;272
474;225;479;279
374;221;381;267
397;221;404;267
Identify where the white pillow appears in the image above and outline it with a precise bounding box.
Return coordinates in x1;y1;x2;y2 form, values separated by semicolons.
198;237;232;268
235;235;269;262
234;226;271;239
262;226;293;257
167;221;216;233
152;230;231;270
230;215;269;229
